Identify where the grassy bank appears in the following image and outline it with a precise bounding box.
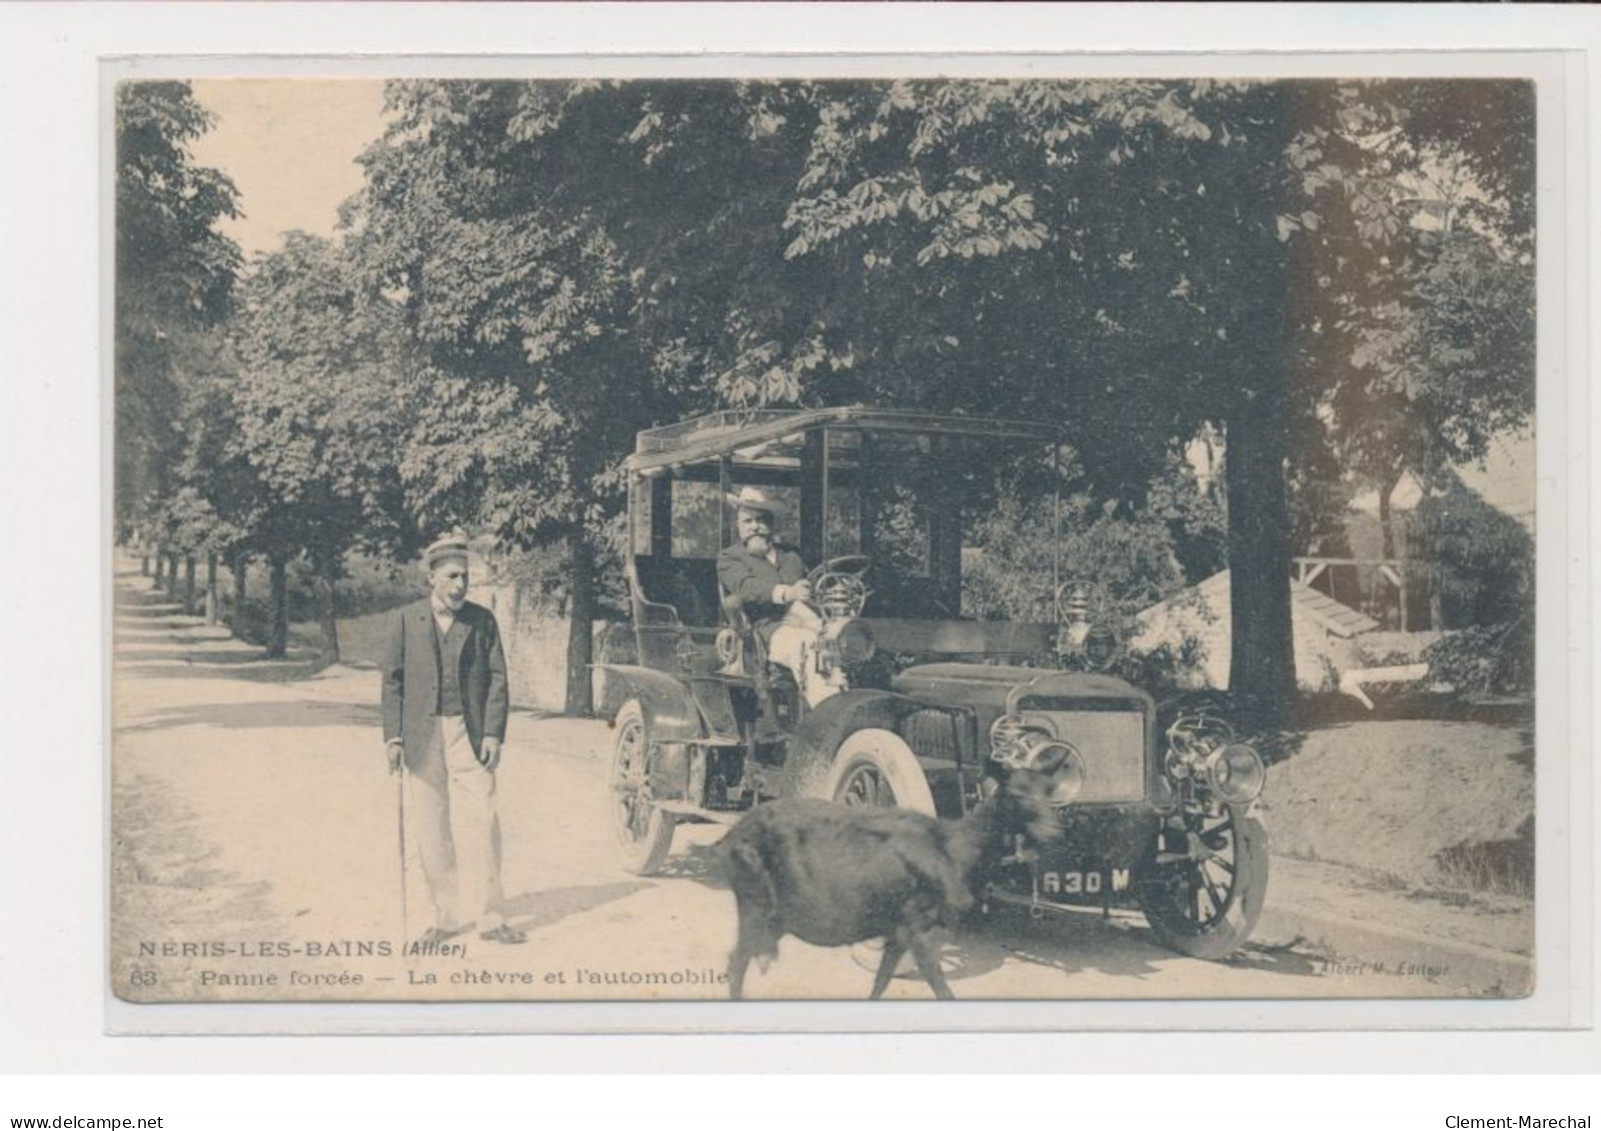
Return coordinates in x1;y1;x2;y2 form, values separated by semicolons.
1258;718;1534;897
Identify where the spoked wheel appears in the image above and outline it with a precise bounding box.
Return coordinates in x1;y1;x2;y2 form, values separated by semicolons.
837;761;893;808
823;728;937;815
609;699;676;876
1134;802;1270;960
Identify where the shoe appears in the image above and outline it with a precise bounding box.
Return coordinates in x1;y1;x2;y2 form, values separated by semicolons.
412;926;458;948
479;923;527;945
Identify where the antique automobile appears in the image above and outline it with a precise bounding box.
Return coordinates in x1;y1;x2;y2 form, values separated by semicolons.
600;406;1269;959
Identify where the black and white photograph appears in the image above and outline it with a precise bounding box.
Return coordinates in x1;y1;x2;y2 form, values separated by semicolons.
110;70;1544;1006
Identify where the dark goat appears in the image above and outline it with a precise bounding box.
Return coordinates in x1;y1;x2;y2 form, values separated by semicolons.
719;774;1060;1000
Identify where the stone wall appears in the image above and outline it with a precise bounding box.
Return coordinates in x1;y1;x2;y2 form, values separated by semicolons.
475;582;626;715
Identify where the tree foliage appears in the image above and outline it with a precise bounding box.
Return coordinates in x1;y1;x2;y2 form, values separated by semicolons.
115;81;242;537
1324;139;1535;560
1406;471;1533;629
122;77;1534;716
964;495;1190;625
226;232;416;656
230;232;412;566
759;78;1533;715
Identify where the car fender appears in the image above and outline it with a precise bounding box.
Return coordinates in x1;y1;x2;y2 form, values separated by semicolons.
779;688;931;798
598;665;706;744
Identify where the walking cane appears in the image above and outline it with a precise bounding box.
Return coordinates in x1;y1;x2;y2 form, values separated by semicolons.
395;757;410;955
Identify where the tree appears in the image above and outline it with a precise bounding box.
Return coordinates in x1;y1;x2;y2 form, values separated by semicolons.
151;328;255;620
229;232;413;659
349;81;719;714
964;494;1190;624
338;78;1534;725
743;80;1300;717
1406;471;1532;629
115;81;242;542
1328;158;1535;565
759;78;1534;721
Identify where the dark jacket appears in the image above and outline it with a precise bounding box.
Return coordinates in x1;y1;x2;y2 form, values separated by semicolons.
717;543;807;640
381;598;509;772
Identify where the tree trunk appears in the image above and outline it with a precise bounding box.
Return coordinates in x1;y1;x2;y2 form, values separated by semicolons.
1377;473;1398;560
232;552;249;631
153;547;167;590
1224;404;1297;730
183;554;197;616
205;554;219;624
564;531;597;718
141;552;150;577
1417;446;1445;632
267;553;289;659
316;555;341;665
1377;475;1399;630
1223;85;1299;732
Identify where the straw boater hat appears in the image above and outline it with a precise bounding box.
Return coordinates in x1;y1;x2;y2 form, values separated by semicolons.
725;485;787;518
423;530;472;569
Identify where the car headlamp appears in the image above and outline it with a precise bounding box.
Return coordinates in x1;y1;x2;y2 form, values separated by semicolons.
990;715;1085;805
1202;742;1266;804
1164;711;1266;804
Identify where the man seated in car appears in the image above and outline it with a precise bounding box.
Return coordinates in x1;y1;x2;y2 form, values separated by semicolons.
716;485;841;707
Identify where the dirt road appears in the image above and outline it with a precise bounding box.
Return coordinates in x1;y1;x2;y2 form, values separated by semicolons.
111;565;1478;1004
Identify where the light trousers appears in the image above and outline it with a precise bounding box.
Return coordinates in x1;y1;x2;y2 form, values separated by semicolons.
768;603;838;708
407;716;505;931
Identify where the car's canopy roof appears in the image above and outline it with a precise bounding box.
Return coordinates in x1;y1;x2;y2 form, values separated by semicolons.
629;405;1060;474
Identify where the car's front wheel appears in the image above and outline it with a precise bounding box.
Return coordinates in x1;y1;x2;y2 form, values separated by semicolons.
822;728;937;815
608;699;676;876
821;727;939;980
1134;803;1270;960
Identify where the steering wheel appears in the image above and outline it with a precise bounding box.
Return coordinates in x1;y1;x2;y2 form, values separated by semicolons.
806;555;872;619
807;555;871;585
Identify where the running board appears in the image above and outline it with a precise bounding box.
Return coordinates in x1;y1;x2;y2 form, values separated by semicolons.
657;800;745;825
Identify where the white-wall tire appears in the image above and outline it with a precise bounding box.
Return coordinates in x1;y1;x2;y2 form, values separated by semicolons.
822;727;937;816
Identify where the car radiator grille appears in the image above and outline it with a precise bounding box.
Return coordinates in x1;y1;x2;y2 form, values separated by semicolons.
1030;707;1147;804
901;708;970;765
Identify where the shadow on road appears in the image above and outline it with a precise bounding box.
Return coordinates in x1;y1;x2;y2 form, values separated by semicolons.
501;881;652;935
116;647;295;666
960;908;1166;984
651;839;1325;988
1209;938;1328;978
117;645;335;683
111;771;294;997
117;699;382;734
652;841;1309;989
845;905;1334;993
653;842;728;889
116;615;232;634
974;905;1328;984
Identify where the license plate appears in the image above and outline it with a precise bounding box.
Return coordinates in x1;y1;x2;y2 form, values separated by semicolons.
1039;868;1130;897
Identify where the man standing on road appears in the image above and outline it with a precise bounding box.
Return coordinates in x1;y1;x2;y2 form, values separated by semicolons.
381;532;524;946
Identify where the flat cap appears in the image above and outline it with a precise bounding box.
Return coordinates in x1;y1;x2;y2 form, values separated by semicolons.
423;530;472;568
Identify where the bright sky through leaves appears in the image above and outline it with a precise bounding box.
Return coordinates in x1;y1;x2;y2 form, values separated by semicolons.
190;79;385;257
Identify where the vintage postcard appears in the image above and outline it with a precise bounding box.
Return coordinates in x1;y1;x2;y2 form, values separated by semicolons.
110;65;1547;1012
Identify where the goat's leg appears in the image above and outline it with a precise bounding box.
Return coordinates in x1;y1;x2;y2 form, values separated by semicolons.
868;939;906;1000
908;931;955;1000
727;945;752;1001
